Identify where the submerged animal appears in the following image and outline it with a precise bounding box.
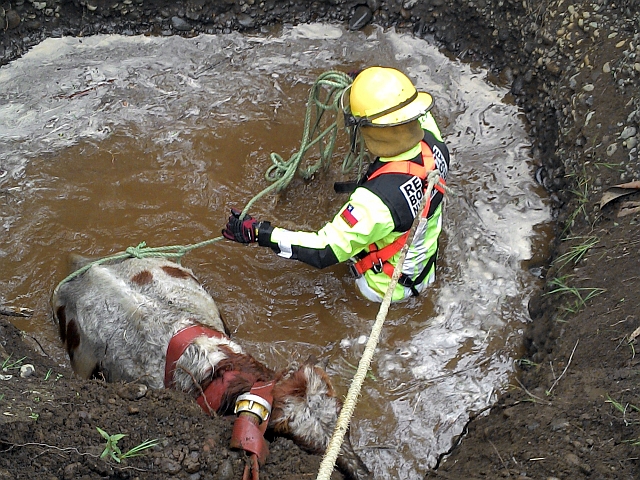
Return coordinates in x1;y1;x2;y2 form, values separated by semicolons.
51;256;370;480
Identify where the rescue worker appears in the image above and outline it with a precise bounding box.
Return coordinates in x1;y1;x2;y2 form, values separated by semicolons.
223;66;450;302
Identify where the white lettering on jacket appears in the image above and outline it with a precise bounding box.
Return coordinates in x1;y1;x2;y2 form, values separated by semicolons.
400;176;424;218
432;145;448;179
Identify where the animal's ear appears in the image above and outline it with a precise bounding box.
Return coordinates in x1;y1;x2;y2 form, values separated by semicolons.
68;253;96;272
219;311;232;337
305;354;319;365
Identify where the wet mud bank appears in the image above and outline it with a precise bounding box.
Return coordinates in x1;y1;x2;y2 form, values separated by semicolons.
2;0;640;479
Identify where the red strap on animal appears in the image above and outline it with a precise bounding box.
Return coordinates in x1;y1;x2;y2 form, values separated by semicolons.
230;381;275;464
196;370;244;414
242;454;260;480
247;381;275;406
164;325;226;389
231;415;270;463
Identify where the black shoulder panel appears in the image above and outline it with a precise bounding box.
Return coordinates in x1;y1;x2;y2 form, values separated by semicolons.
362;155;444;232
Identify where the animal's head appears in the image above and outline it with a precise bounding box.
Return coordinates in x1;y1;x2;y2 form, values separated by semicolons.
269;363;371;480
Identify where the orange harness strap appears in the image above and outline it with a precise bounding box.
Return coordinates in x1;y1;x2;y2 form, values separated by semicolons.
352;231;410;276
366;142;446;193
420;141;447;195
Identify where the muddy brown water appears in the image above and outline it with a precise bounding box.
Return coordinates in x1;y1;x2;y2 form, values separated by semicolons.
0;24;551;479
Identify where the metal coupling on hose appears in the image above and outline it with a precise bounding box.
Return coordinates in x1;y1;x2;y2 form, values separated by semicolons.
234;393;272;424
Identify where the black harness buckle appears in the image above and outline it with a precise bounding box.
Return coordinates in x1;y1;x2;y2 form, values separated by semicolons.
398;274;420;297
348;261;362;279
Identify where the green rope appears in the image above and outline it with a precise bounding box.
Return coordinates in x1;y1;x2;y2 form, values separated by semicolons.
242;70;366;217
51;237;224;300
52;70;362;297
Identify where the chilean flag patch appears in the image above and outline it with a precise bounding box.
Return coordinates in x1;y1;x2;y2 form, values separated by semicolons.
340;203;360;227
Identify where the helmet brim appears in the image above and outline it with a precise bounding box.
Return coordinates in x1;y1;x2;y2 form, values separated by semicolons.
368;91;434;127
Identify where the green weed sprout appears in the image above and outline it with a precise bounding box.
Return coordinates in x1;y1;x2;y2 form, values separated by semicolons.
2;354;26;371
546;275;605;313
605;394;640;427
555;236;599;269
97;427;159;463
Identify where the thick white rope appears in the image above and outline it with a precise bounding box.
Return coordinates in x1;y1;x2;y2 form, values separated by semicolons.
316;170;442;480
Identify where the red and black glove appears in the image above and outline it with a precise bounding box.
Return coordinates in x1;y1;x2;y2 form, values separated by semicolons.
222;209;259;244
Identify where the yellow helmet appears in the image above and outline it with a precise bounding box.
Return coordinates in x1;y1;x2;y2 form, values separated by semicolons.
344;67;434;127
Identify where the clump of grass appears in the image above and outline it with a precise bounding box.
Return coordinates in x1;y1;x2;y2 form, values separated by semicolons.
545;275;605;313
515;358;539;369
595;161;625;172
41;368;63;381
606;394;640;427
562;176;590;234
2;354;26;372
554;236;599;269
96;427;159;463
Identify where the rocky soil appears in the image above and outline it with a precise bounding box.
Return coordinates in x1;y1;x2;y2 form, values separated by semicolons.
2;0;640;479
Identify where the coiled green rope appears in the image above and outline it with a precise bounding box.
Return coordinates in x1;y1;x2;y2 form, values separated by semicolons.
241;70;365;217
53;70;362;296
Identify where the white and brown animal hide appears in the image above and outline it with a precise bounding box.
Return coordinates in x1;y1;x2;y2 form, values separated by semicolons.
52;256;370;480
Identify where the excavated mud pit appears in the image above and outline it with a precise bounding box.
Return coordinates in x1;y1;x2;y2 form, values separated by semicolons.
2;1;640;479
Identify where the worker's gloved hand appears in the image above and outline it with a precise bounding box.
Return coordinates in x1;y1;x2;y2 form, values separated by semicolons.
222;209;259;244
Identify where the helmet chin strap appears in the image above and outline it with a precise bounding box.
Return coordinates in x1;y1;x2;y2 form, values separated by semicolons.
348;124;361;153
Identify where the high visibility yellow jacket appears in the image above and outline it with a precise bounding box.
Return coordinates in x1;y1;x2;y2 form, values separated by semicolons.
257;113;450;301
